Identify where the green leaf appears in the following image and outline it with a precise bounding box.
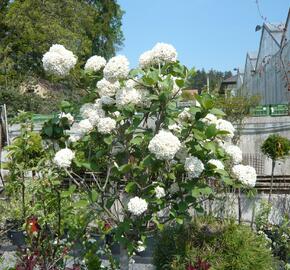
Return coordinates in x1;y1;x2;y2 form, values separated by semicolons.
192;186;213;198
118;163;131;173
130;136;143;145
90;189;98;202
125;182;136;193
209;108;226;116
104;136;113;145
74;200;89;208
205;124;217;138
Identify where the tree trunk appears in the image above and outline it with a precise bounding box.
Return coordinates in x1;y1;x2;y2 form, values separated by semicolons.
268;160;275;203
119;244;129;270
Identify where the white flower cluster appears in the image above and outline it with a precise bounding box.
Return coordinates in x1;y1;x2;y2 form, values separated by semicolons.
208;159;224;170
139;42;177;68
184;156;204;178
155;186;165;199
168;123;182;133
225;145;243;164
201;113;217;125
97;117;116;134
59;112;74;125
128;196;148;216
54;148;75;168
148;130;181;160
178;108;191;121
115;86;143;108
103;55;129;82
97;78;120;97
80;102;105;126
42;44;77;76
84;55;106;72
232;164;257;187
216;119;235;139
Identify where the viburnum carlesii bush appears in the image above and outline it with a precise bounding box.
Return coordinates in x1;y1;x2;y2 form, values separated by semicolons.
42;44;77;76
41;42;257;269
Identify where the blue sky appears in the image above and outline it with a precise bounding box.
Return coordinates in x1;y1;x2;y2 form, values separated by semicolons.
117;0;289;72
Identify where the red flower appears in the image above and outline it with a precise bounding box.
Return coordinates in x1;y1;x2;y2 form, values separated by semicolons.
27;216;41;235
187;264;196;270
187;258;211;270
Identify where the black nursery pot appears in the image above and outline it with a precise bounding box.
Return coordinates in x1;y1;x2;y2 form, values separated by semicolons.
137;236;155;258
7;230;26;246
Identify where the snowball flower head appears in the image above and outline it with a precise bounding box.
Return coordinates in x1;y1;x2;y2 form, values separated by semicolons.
225;145;243;164
178;108;191;121
59;112;74;125
54;148;75;168
208;159;224;170
201;114;217;125
42;44;77;76
97;117;116;134
103;55;129;82
216;119;235;138
115;87;143;108
232;164;257;187
155;186;166;199
139;50;154;69
184;156;204;178
148;130;181;160
151;42;177;64
128;197;148;216
168;123;182;133
97;78;120;97
79;119;94;133
84;55;106;72
100;96;115;105
80;102;105;126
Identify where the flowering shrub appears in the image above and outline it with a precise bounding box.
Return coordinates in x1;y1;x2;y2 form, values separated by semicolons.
4;43;258;269
42;43;259;268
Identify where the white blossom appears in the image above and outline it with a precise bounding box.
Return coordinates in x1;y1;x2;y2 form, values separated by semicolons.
115;87;143;108
208;159;224;170
184;156;204;178
232;164;257;187
225;145;243;164
69;134;81;143
42;44;77;76
148;130;181;160
97;78;120;97
168;123;182;133
79;119;94;133
97;117;116;134
80;102;105;126
59;112;74;125
151;42;177;64
139;50;154;69
54;148;75;168
128;196;148;216
103;55;129;82
201;113;217;125
84;55;106;72
155;186;166;199
178;108;191;121
136;241;146;252
216;119;235;139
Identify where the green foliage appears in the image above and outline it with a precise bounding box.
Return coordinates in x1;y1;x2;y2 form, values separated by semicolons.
154;217;277;270
0;0;124;83
255;201;290;265
261;134;290;161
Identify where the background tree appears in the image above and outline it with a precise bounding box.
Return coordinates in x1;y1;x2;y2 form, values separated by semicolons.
261;134;290;202
0;0;124;91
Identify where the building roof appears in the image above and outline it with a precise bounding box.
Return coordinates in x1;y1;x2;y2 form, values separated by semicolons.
221;74;238;84
264;22;285;45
